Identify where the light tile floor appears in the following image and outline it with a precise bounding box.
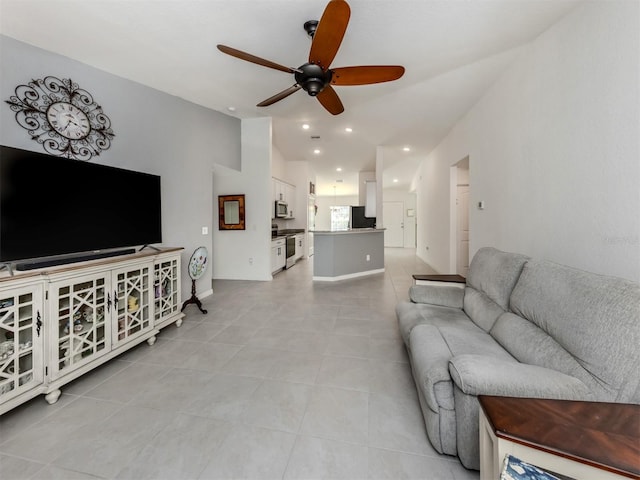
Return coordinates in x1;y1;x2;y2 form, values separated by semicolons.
0;248;479;480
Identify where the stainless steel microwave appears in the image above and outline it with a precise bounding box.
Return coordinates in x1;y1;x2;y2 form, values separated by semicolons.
275;200;288;218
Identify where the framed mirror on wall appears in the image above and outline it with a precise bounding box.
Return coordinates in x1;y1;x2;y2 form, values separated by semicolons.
218;194;245;230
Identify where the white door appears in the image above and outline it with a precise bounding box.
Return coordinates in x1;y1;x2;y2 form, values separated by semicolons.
456;186;470;277
383;201;404;247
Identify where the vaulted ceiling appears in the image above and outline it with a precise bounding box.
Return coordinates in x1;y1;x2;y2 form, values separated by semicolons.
1;0;581;195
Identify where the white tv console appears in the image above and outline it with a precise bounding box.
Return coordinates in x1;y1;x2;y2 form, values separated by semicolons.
0;247;184;415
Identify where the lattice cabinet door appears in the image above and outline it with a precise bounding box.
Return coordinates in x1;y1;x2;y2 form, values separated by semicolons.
0;283;44;402
112;263;153;347
49;273;110;380
153;256;180;324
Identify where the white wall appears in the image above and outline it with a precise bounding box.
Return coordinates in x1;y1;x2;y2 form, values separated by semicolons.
286;161;316;231
416;0;640;281
212;118;273;281
271;144;287;182
0;35;242;299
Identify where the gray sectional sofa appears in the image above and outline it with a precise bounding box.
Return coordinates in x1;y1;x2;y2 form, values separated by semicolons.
395;247;640;470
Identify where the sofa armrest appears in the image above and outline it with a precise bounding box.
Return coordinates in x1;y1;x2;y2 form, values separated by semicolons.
409;284;464;308
448;354;593;400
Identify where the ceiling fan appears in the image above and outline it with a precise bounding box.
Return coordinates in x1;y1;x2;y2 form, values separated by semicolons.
216;0;405;115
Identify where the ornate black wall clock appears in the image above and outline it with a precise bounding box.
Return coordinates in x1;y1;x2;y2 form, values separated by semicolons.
5;76;115;160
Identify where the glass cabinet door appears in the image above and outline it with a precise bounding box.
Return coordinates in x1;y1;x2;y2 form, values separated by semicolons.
0;284;44;400
154;258;179;323
50;273;110;379
113;264;152;346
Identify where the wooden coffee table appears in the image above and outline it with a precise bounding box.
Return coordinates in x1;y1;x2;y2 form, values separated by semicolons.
478;395;640;479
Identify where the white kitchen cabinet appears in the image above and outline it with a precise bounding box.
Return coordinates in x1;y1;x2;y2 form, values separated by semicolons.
0;247;184;415
271;238;286;274
272;178;296;219
0;279;45;414
285;183;296;219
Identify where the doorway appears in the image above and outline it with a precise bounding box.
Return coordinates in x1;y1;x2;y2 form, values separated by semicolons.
450;157;470;277
383;201;404;247
456;184;469;277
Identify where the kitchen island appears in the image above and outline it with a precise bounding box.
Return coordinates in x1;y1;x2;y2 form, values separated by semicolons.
311;228;384;281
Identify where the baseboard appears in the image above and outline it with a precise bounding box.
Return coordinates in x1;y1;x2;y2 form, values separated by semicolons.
313;268;385;282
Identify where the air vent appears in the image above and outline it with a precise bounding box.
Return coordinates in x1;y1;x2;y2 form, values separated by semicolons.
336;179;343;183
310;135;321;140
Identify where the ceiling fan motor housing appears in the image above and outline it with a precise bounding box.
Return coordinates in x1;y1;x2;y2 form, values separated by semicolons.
295;63;333;96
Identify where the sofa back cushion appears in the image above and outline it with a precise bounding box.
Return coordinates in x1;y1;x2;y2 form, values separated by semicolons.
509;260;640;402
490;312;604;396
464;247;529;331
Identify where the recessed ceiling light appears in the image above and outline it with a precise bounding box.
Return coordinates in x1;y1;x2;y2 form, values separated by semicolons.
403;146;411;152
336;167;342;172
393;178;399;183
345;127;353;133
227;106;236;112
302;124;310;130
313;149;321;154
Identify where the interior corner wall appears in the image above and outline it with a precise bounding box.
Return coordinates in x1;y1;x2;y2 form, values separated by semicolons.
0;35;242;299
415;0;640;281
212;117;273;281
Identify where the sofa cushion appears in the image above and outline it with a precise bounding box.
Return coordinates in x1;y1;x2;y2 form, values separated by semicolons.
409;322;513;412
449;354;593;399
509;260;640;402
409;284;464;308
462;287;507;332
490;312;603;394
467;247;529;311
397;301;472;345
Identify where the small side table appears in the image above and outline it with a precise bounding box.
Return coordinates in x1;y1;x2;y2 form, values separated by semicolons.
412;274;466;286
478;395;640;480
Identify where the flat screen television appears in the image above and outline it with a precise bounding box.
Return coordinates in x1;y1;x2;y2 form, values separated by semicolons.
0;145;162;267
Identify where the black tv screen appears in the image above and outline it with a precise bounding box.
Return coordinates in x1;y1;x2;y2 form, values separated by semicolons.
0;145;162;263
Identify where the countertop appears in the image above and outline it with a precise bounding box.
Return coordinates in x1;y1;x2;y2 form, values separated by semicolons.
271;229;305;241
310;228;385;235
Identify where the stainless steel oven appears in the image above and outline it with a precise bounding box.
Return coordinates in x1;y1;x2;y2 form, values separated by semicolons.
285;235;296;269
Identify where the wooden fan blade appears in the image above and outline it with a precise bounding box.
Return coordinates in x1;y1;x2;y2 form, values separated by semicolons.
331;66;405;86
257;84;302;107
309;0;351;70
217;45;295;74
316;85;344;115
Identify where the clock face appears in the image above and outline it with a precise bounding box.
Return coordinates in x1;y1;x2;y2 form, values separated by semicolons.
6;76;115;160
46;102;91;140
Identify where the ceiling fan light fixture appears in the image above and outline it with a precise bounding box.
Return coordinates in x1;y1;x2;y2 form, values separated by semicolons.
217;0;404;115
306;79;325;96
